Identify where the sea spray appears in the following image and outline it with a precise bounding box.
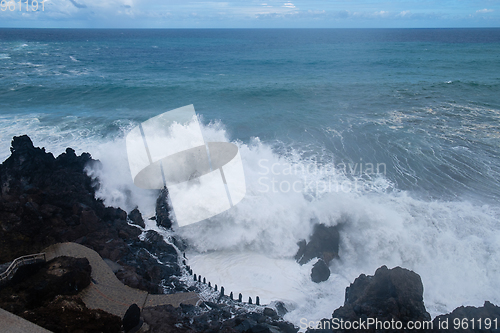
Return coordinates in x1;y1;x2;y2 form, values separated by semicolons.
2;117;500;328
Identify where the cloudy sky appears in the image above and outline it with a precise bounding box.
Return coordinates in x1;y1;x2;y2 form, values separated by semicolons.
1;0;499;28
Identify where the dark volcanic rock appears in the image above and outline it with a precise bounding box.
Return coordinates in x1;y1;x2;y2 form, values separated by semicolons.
0;256;91;310
0;135;185;294
263;307;278;318
295;223;340;283
156;187;174;229
123;303;141;332
143;303;299;333
128;207;145;228
431;301;500;333
23;295;121;333
311;259;331;283
295;224;340;265
0;257;120;332
116;229;183;294
306;265;500;333
315;265;430;332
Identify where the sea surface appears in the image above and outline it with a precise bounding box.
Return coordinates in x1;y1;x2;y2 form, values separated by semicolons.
1;28;500;327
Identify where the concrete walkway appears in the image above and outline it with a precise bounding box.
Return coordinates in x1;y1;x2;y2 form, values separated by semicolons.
44;242;200;317
0;307;52;333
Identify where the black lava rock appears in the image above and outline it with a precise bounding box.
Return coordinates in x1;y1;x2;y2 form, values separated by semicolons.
295;224;340;266
155;187;174;229
128;208;145;228
330;265;430;332
311;259;331;283
122;303;141;332
0;135;186;294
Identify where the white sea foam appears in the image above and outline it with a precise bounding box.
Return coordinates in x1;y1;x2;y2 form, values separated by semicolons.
1;115;500;329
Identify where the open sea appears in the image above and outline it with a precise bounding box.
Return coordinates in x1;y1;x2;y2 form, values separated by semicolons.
1;28;500;327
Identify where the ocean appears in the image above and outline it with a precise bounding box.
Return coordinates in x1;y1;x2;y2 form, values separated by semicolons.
1;28;500;327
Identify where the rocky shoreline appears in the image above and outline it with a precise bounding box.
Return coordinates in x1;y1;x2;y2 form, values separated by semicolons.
0;135;498;333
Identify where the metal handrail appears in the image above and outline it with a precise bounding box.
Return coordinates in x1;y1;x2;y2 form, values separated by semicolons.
0;253;46;284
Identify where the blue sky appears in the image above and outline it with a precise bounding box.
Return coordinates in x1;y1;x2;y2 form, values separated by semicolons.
1;0;499;28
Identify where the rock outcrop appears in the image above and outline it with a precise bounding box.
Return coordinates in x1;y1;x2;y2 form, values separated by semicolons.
128;207;145;228
306;265;500;333
333;266;430;329
0;135;185;294
311;259;331;283
0;257;121;332
306;265;430;332
295;224;340;265
431;301;500;333
143;302;299;333
295;223;340;283
155;187;174;229
4;135;498;333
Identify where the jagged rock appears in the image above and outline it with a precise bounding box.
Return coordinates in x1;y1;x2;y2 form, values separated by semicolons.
0;256;91;309
0;257;119;332
274;301;288;317
431;301;500;333
294;240;307;262
295;223;339;283
23;295;121;333
295;224;340;266
311;259;330;283
156;187;174;229
0;135;303;333
324;265;430;332
128;207;145;228
264;307;278;318
142;303;299;333
0;135;185;294
142;230;178;262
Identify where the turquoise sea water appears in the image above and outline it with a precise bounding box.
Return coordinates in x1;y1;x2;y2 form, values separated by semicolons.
1;29;500;202
1;28;500;325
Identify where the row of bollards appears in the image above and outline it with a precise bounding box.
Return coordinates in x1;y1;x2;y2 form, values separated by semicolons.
191;273;260;306
217;285;261;305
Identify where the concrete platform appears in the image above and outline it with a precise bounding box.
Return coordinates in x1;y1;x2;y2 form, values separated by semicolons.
0;307;52;333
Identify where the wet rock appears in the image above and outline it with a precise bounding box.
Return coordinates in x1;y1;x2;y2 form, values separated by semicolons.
294;240;307;262
264;307;278;318
295;223;339;283
156;187;174;229
311;259;330;283
0;135;184;294
0;256;91;309
23;295;121;333
128;207;145;228
142;230;178;262
431;301;500;333
0;257;119;332
327;265;430;332
143;303;299;333
274;302;288;317
295;224;340;266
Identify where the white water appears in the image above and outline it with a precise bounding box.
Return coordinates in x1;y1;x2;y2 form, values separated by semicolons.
2;115;500;329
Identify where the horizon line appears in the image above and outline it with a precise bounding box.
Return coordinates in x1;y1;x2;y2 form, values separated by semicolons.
1;27;500;30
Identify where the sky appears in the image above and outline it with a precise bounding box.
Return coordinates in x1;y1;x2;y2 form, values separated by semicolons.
0;0;499;28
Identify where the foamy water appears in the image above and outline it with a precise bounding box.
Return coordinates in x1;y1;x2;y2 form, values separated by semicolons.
2;28;500;330
3;117;498;328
